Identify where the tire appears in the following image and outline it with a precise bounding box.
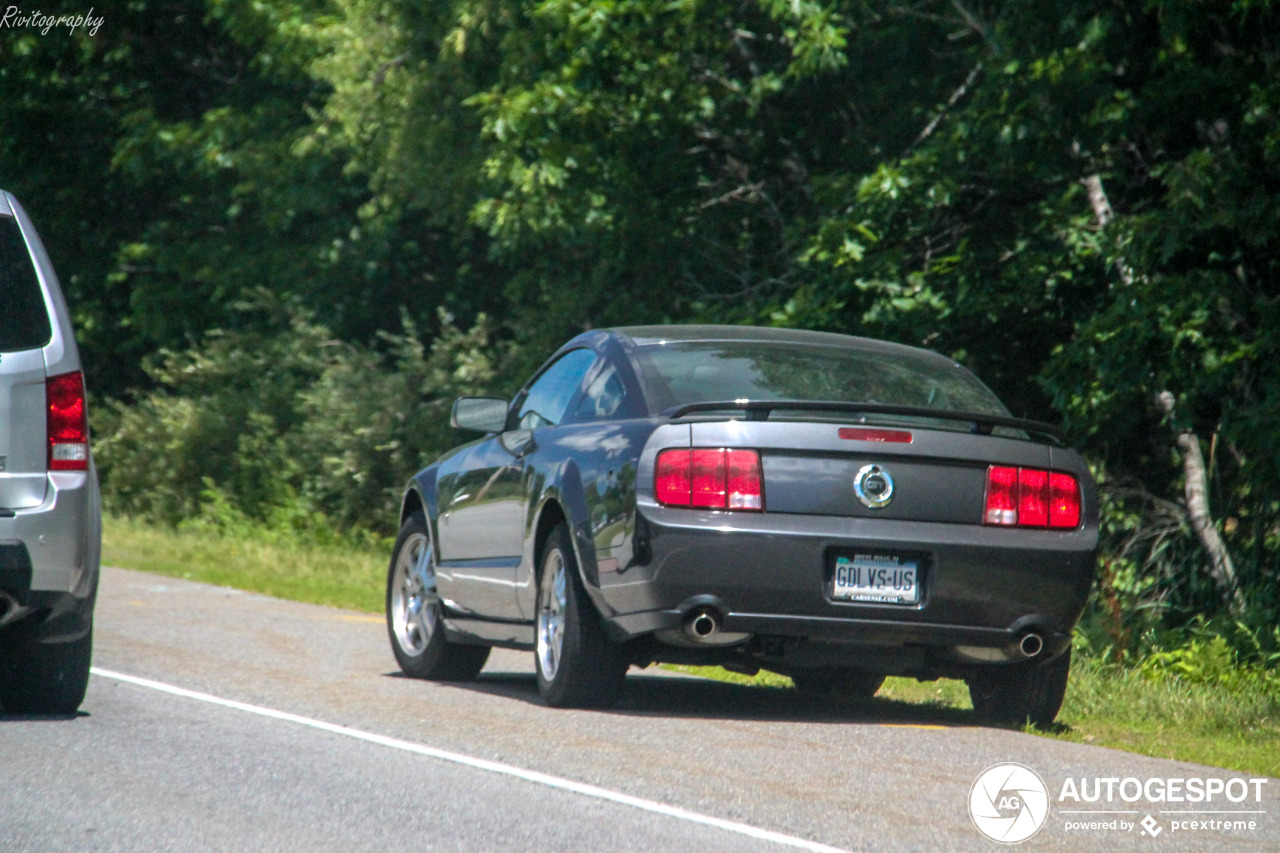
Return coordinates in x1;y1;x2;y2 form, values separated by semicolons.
534;525;627;708
791;666;885;700
967;649;1071;728
386;512;489;681
0;623;93;714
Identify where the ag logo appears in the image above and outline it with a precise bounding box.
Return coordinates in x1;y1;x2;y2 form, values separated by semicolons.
969;763;1050;844
853;463;894;508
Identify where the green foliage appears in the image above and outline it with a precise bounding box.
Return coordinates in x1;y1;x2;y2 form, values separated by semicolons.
95;293;505;534
1138;620;1280;693
5;0;1279;630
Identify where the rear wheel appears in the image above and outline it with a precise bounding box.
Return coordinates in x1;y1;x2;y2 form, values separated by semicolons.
0;624;93;714
967;649;1071;728
386;512;489;681
535;525;627;708
791;666;885;700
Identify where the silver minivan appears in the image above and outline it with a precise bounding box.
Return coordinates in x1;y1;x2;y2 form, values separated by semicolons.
0;190;101;714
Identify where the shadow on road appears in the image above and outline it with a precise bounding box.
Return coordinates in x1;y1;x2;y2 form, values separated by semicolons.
0;710;89;723
386;667;1038;730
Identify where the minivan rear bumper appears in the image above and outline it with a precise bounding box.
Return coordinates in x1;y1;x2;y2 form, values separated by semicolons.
0;468;100;641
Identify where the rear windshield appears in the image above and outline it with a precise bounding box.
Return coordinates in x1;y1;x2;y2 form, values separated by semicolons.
632;341;1009;416
0;216;52;352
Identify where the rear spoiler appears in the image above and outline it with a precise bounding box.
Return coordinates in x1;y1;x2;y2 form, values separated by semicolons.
660;399;1065;445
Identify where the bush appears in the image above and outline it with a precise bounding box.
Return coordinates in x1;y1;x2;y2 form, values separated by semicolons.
95;291;506;535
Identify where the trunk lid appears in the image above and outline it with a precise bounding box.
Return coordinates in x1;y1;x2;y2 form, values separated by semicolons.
689;419;1052;525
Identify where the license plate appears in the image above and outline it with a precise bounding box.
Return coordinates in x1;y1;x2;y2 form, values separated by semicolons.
831;554;920;605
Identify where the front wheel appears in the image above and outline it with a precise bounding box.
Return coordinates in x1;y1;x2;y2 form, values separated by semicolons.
967;649;1071;728
386;512;489;681
534;525;627;708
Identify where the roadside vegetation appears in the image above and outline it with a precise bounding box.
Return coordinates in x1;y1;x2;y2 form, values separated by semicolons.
10;0;1276;783
104;515;1280;779
103;515;388;614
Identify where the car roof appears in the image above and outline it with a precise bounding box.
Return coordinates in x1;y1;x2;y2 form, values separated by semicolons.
606;324;955;366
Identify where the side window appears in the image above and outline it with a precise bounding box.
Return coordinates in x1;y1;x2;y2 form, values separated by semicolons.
0;217;52;353
517;349;597;429
574;362;626;421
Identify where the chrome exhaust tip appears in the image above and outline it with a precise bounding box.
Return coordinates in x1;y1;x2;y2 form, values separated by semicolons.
685;608;720;641
656;602;752;647
1018;632;1044;659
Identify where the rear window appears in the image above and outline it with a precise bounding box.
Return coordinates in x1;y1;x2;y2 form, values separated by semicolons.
0;216;52;352
633;341;1009;417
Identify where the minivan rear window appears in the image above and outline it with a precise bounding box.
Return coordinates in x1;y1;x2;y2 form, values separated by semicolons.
0;215;52;352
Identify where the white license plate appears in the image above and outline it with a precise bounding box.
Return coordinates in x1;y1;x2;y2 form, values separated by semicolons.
831;554;920;605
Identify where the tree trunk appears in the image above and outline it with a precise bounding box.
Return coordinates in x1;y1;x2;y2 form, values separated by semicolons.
1083;173;1243;613
1155;392;1244;612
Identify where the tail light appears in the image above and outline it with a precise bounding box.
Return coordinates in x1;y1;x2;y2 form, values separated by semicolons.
47;371;89;471
1048;471;1082;528
656;448;763;511
984;465;1080;529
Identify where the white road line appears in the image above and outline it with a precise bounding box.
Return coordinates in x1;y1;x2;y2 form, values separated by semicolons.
92;667;852;853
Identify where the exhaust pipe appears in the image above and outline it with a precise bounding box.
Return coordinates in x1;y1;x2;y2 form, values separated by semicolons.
684;608;720;641
657;601;752;648
953;628;1051;663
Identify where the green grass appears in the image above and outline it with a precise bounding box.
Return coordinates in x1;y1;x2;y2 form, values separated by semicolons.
660;663;1280;776
103;514;389;613
103;515;1280;777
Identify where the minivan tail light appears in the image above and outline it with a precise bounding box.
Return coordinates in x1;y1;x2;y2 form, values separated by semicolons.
984;465;1080;529
656;448;763;511
47;371;89;471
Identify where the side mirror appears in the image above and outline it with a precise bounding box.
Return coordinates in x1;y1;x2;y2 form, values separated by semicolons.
451;397;509;433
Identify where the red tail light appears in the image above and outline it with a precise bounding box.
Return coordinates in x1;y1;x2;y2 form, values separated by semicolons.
985;465;1080;529
47;371;89;471
984;466;1018;525
690;449;727;508
726;450;763;510
1049;472;1081;528
656;448;763;511
655;449;692;506
1018;468;1050;527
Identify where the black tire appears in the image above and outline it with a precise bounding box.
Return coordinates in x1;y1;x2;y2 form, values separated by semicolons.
386;512;489;681
0;623;93;714
967;649;1071;728
791;666;885;700
534;525;627;708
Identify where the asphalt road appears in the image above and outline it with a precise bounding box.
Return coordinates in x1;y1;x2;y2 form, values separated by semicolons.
2;566;1275;852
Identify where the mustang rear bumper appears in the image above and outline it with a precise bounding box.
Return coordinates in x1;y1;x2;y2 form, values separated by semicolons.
599;505;1096;657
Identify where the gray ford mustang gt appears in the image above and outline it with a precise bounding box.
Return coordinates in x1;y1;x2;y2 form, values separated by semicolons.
386;325;1097;725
